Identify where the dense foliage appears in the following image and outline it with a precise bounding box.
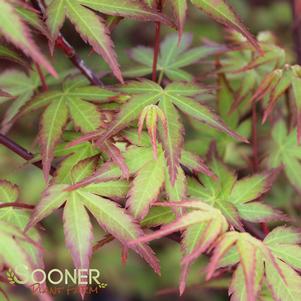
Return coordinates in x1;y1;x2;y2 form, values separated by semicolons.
0;0;301;301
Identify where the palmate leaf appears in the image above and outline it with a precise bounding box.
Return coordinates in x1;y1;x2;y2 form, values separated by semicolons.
67;139;212;219
129;200;228;294
17;83;117;180
188;158;281;229
207;229;301;301
266;120;301;193
0;0;56;77
46;0;173;82
69;80;246;183
26;157;160;285
126;33;223;80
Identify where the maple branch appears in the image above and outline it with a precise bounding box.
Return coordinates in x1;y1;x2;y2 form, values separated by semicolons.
152;0;163;82
291;0;301;64
93;229;181;253
93;234;115;252
32;0;103;86
0;133;55;176
55;35;103;86
0;202;35;210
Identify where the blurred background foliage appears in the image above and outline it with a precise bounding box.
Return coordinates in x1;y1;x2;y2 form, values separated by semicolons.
0;0;297;300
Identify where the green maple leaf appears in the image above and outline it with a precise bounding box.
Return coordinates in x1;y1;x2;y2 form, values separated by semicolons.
188;158;282;230
125;33;223;81
17;80;118;181
207;228;301;301
67;130;213;220
265;120;301;193
129;200;228;295
26;157;161;283
69;79;247;185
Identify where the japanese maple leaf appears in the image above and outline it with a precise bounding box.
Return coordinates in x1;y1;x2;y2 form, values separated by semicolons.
26;156;160;297
129;200;229;295
187;158;283;230
67;130;213;220
206;228;301;301
46;0;174;82
17;81;119;181
125;33;224;81
265;120;301;194
68;79;247;185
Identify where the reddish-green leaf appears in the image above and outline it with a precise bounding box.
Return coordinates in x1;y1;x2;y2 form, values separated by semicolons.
79;191;160;274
